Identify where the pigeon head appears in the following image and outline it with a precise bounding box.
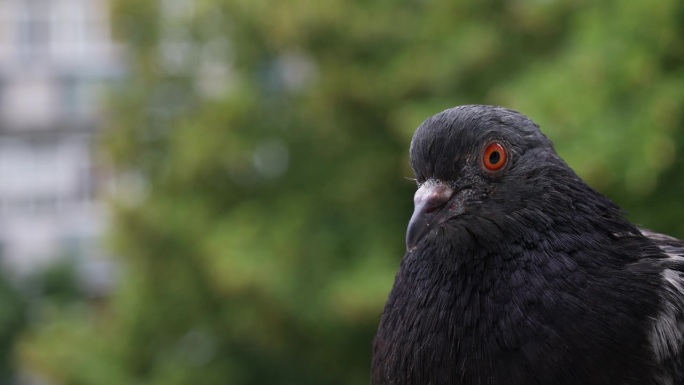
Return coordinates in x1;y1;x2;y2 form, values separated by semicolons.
372;105;684;385
406;105;617;252
374;104;679;385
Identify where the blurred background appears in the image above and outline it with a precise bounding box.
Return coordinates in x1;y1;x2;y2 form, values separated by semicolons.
0;0;683;384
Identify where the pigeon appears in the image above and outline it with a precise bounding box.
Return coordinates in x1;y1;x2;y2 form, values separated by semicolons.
372;105;684;385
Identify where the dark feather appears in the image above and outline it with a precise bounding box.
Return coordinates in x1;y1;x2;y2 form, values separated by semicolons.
372;105;684;385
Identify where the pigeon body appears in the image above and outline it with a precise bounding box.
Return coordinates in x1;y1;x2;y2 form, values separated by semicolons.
372;105;684;385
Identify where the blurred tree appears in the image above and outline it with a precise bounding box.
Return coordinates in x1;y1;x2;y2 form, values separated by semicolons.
0;272;25;384
19;0;684;384
25;258;82;306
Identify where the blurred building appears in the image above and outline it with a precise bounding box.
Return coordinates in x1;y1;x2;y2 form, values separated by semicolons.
0;0;121;283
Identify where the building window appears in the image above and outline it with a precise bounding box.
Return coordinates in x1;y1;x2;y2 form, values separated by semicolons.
17;0;50;62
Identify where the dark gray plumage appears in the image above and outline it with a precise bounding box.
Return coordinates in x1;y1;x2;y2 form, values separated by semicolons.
372;105;684;385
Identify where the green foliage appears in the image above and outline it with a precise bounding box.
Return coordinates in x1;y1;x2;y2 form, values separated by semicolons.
26;258;82;305
0;273;25;383
20;0;684;384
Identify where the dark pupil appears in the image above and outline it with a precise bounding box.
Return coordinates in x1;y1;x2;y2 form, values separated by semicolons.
489;151;500;164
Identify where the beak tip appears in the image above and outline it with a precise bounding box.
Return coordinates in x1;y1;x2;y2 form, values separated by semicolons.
405;223;428;253
405;180;456;254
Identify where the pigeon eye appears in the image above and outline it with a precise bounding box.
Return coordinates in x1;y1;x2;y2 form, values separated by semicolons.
483;142;507;171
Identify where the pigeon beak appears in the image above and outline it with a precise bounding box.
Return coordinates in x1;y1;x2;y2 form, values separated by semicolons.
406;181;455;252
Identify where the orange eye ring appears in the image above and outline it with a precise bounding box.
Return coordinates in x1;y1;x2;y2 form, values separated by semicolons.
483;142;507;171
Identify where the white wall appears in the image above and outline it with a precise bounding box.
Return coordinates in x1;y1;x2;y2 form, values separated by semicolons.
0;0;119;275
